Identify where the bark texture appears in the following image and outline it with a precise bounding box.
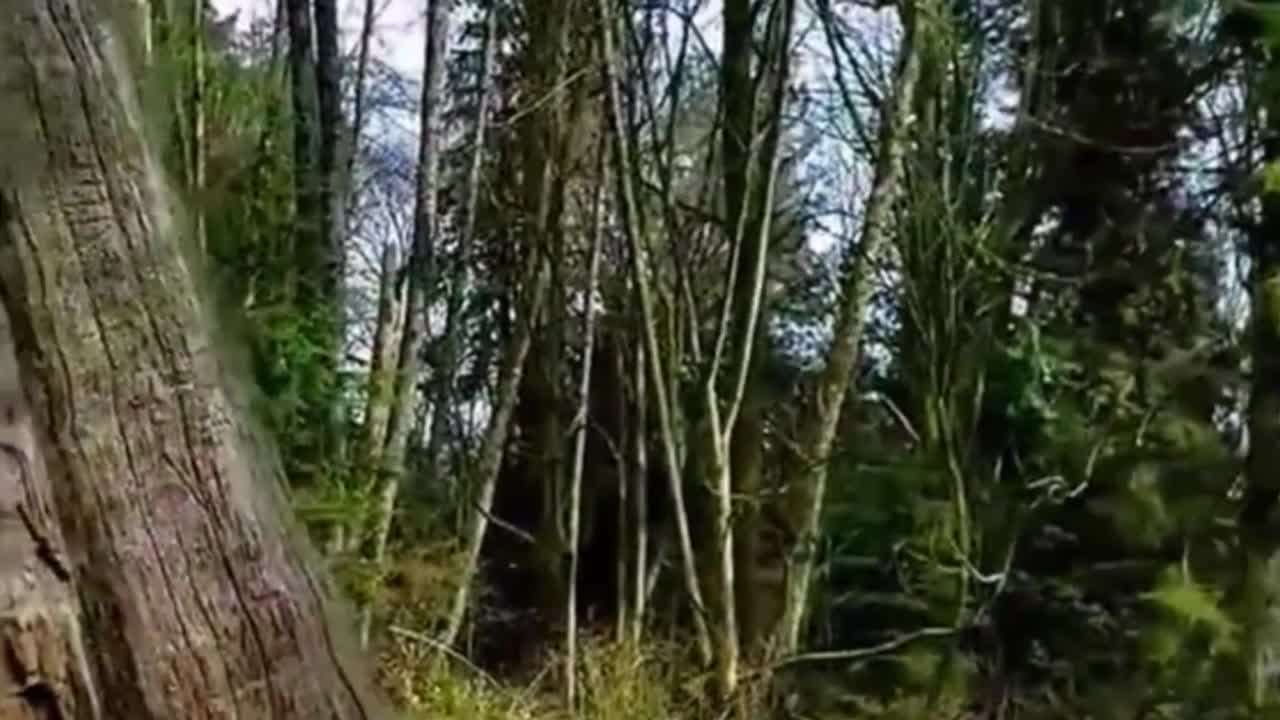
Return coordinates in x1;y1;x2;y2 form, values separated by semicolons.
0;2;380;717
0;306;98;720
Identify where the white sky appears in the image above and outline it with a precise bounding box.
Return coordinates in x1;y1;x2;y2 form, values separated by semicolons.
206;0;899;352
211;0;426;77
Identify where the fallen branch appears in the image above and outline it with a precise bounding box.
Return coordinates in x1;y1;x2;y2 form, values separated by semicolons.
388;625;499;688
469;499;537;545
771;627;958;670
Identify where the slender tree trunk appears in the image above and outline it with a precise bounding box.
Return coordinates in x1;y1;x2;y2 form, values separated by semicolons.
776;0;923;655
441;0;574;647
364;0;452;564
346;243;405;567
134;0;153;65
623;340;646;645
439;260;551;647
308;0;348;475
0;2;382;715
566;160;606;708
704;0;756;690
343;0;378;231
313;0;344;294
529;236;568;629
685;0;795;698
724;0;797;655
592;0;713;664
357;0;451;648
357;243;405;487
613;341;630;644
285;0;318;286
190;0;206;254
341;0;399;565
284;0;345;485
348;0;376;171
716;0;787;672
428;4;496;489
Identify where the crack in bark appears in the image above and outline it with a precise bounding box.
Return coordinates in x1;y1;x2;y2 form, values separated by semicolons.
39;9;223;709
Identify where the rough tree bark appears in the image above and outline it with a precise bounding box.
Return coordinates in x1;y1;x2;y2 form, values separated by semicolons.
0;1;382;717
0;303;99;720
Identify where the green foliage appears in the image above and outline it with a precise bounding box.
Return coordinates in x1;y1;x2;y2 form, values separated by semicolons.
194;24;354;496
1262;161;1280;194
985;323;1086;464
1142;567;1238;662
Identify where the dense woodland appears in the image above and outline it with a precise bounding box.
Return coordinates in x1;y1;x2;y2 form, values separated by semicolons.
9;0;1280;717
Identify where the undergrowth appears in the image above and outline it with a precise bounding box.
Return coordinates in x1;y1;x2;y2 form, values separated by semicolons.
379;634;693;720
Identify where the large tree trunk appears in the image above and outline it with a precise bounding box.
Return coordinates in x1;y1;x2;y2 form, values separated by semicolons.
0;2;381;717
